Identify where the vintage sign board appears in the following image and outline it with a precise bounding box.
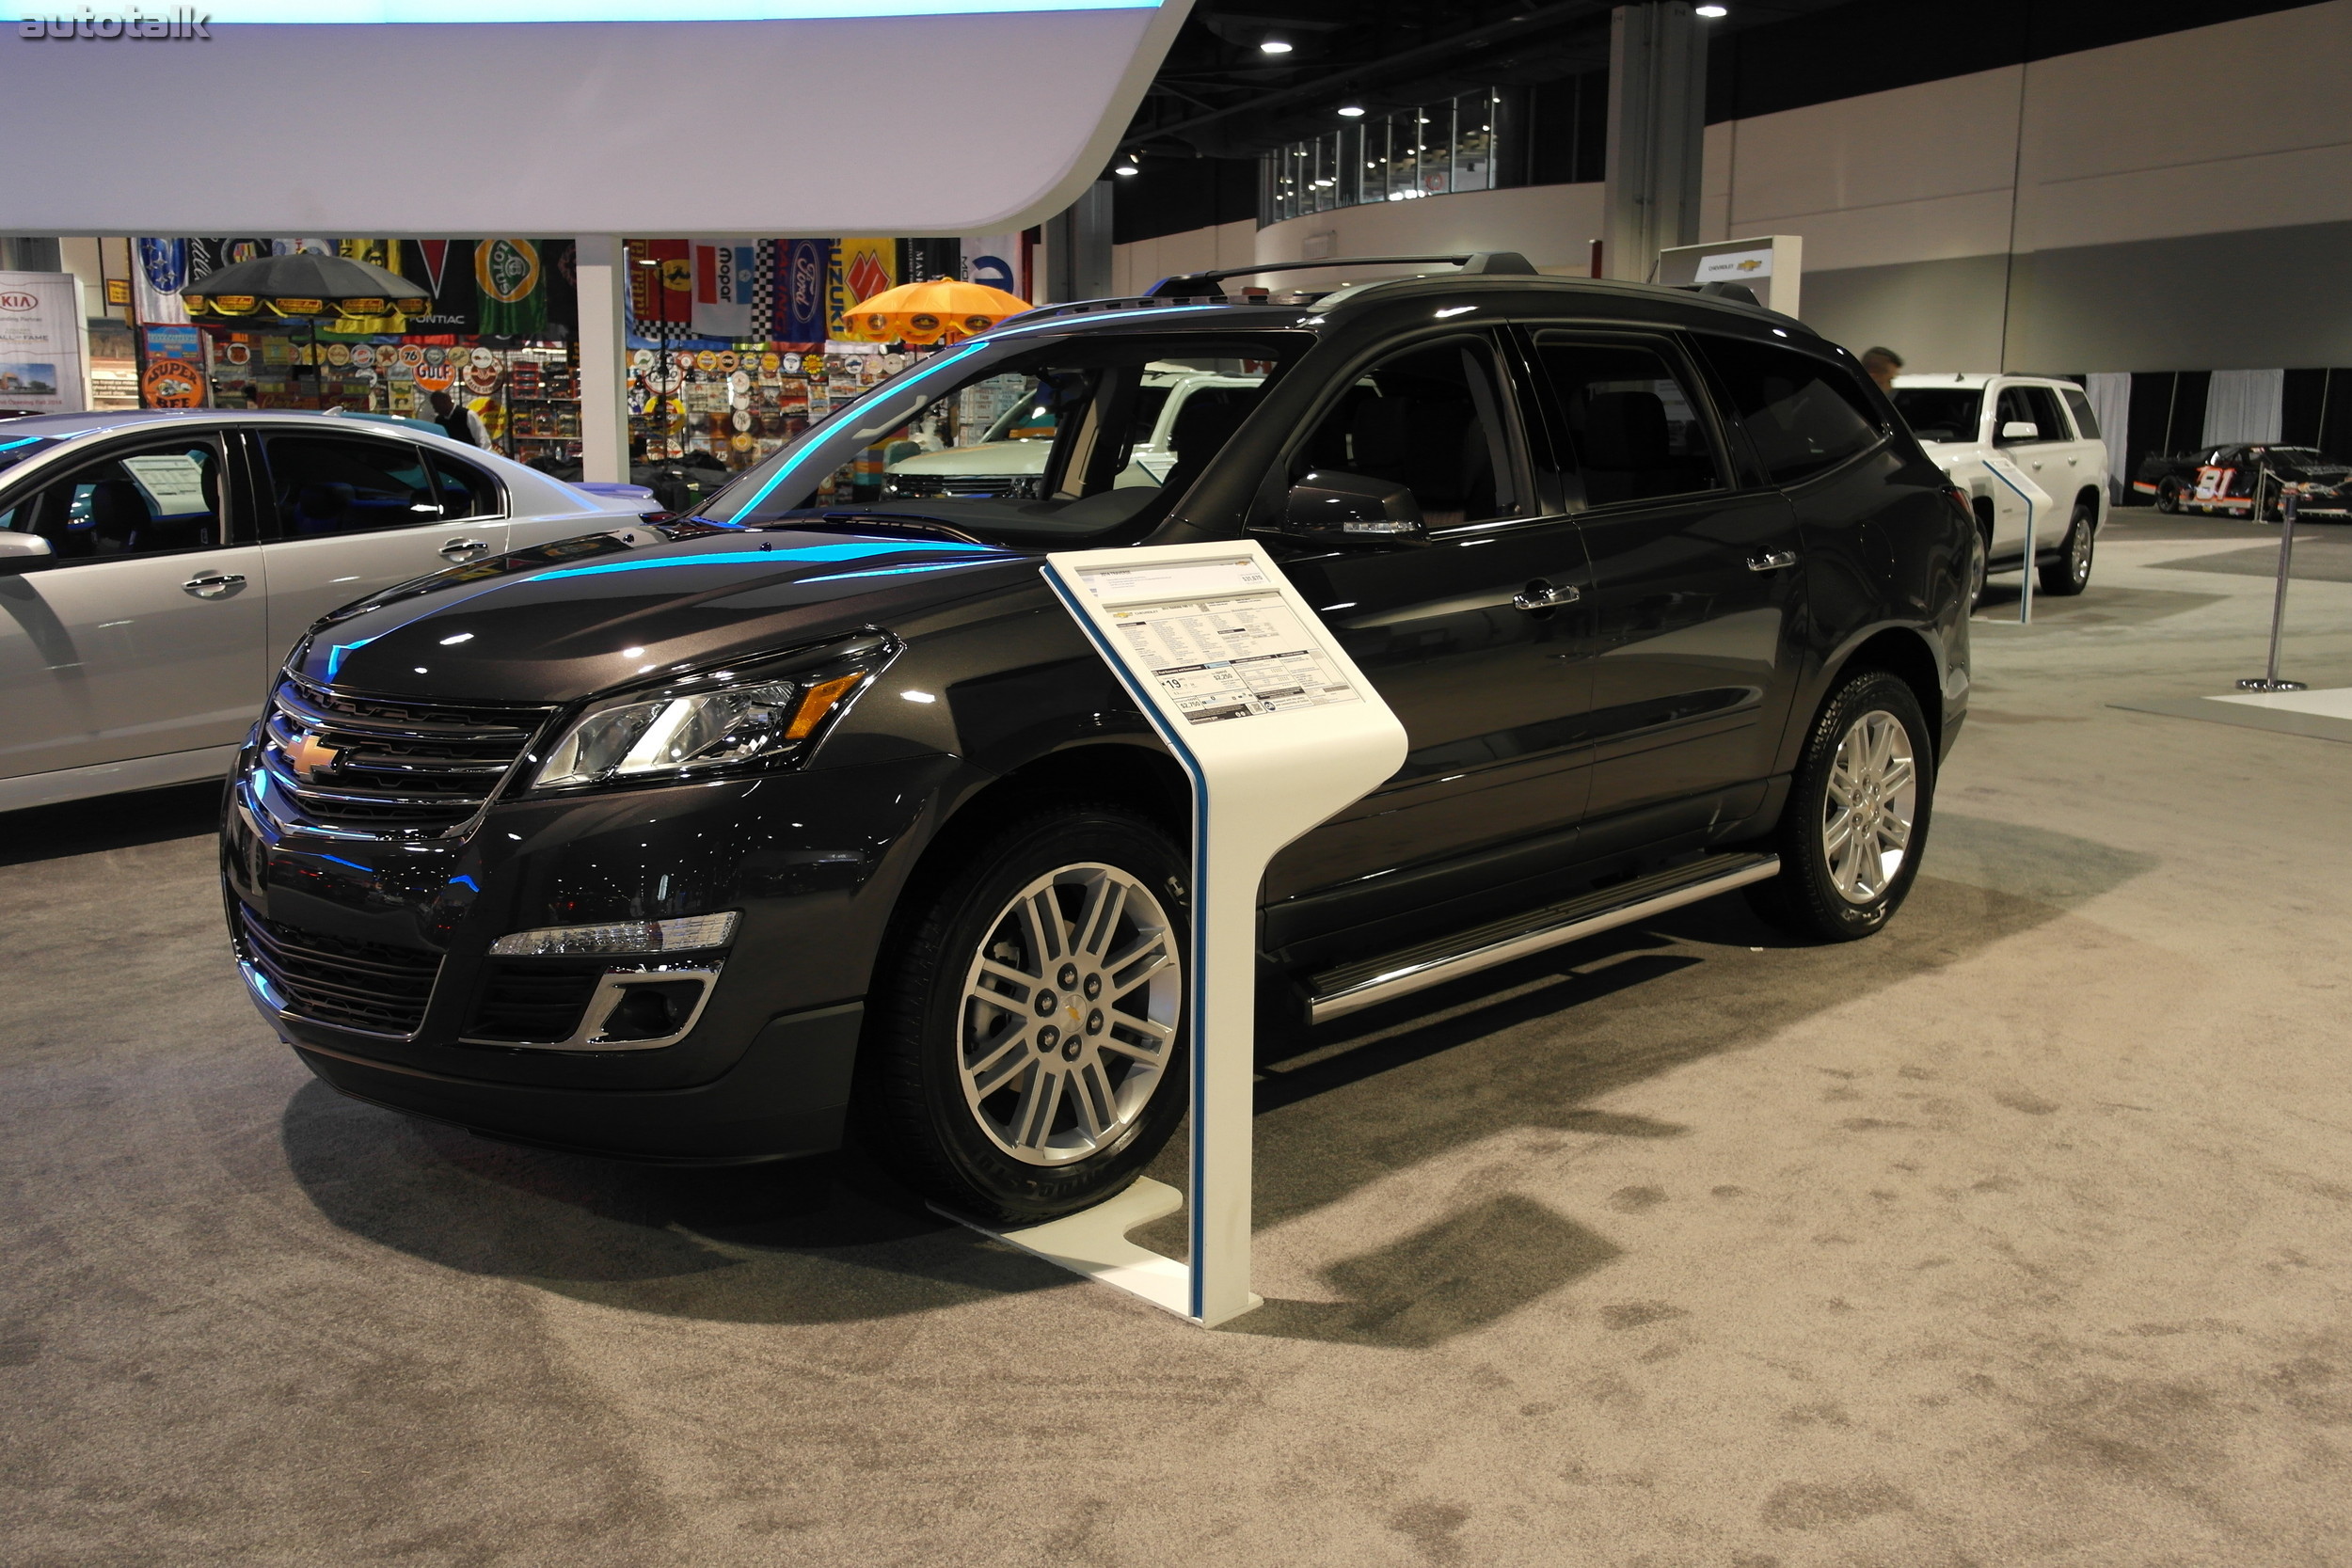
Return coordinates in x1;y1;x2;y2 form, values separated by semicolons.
956;542;1406;1326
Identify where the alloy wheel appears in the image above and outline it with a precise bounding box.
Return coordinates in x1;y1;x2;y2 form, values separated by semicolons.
957;862;1180;1165
1821;710;1918;905
2070;518;2093;584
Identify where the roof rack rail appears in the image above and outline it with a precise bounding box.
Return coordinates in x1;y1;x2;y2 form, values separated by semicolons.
1145;252;1539;301
999;295;1176;325
1683;281;1764;309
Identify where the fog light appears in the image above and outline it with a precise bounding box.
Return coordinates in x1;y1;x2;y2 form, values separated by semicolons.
489;911;739;958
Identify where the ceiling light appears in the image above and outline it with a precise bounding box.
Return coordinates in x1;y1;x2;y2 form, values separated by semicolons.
1259;38;1292;54
1337;103;1364;118
1695;3;1727;14
1114;163;1139;176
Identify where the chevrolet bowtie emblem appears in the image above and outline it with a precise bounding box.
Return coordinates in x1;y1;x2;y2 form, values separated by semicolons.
283;732;342;778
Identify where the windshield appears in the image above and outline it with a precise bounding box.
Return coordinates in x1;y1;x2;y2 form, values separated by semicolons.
1890;388;1982;442
705;333;1299;544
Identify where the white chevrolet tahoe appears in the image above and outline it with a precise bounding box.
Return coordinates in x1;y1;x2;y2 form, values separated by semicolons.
1891;372;2107;605
882;361;1264;501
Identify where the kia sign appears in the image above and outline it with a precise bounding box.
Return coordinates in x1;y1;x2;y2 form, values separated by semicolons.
0;0;1188;236
0;272;87;414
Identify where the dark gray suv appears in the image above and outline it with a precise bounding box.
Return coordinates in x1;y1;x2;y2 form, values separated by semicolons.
221;254;1974;1227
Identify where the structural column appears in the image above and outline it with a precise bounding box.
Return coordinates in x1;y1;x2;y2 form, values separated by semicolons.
1043;182;1115;304
1602;2;1708;282
573;236;631;484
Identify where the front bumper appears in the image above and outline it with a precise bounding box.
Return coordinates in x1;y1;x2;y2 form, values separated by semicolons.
222;743;971;1161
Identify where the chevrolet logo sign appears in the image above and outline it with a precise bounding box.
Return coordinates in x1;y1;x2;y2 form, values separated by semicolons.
282;732;342;779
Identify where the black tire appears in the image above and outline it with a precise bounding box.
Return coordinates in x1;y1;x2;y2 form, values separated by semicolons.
2039;502;2095;596
2154;478;2182;514
1745;671;1934;942
1966;513;1991;612
859;805;1189;1226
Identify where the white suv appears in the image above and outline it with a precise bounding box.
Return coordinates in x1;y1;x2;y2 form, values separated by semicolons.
1890;373;2107;604
882;362;1264;501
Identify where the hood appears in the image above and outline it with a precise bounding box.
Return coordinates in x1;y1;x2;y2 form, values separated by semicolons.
290;524;1030;705
885;440;1048;477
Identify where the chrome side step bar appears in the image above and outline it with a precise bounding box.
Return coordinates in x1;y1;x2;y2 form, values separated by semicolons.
1302;851;1781;1024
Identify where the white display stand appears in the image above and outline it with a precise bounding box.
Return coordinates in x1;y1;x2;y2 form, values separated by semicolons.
1979;451;2053;625
1655;235;1804;317
951;542;1406;1326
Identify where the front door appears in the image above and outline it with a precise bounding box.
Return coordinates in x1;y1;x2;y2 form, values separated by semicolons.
1519;328;1807;844
0;431;269;781
1991;382;2075;556
1261;329;1596;954
249;429;512;660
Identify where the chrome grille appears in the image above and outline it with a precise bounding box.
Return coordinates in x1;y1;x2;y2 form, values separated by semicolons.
237;907;441;1037
256;675;554;835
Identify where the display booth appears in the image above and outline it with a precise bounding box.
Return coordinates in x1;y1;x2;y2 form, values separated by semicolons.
945;542;1407;1326
1655;235;1804;317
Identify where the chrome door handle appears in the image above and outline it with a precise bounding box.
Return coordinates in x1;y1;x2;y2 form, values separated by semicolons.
1747;550;1799;573
1512;579;1581;611
182;571;246;597
438;537;492;562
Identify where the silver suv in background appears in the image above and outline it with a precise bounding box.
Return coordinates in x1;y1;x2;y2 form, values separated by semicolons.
1891;372;2107;604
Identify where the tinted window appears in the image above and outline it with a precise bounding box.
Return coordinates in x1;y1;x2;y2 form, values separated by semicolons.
1529;335;1721;508
2060;386;2099;441
1293;334;1522;527
261;435;437;539
426;451;501;520
1890;387;1982;442
1697;337;1884;484
1994;386;2066;445
2;437;228;563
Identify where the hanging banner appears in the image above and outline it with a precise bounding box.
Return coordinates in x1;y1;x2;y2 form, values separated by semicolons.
140;324;206;408
691;240;756;340
779;237;830;345
476;238;545;338
334;238;408;335
135;237;190;326
829;236;896;338
405;238;477;334
961;233;1023;295
0;271;87;414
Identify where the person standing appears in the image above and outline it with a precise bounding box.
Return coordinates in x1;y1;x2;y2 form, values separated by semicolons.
1861;346;1903;395
427;389;489;447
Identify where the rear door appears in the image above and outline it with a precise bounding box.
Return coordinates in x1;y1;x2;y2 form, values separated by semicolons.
250;428;512;660
0;430;269;780
1522;327;1806;848
2057;384;2107;508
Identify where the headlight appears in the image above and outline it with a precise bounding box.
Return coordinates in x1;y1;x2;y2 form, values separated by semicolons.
532;660;873;792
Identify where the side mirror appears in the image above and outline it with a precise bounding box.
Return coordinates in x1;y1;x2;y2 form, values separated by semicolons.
0;532;55;575
1999;420;2040;442
1276;470;1426;542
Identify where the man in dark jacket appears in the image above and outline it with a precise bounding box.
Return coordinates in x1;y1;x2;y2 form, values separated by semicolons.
427;390;488;447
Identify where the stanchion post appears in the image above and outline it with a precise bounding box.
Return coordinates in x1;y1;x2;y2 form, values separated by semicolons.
2239;479;2307;692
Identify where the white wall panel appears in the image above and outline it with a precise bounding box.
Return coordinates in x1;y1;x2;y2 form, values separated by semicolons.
1724;68;2024;234
1252;182;1608;280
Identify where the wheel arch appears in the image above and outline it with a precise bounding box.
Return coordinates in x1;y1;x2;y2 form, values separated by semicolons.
1819;625;1946;761
896;738;1192;923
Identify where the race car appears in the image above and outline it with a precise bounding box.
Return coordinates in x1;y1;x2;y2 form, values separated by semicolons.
2133;444;2352;516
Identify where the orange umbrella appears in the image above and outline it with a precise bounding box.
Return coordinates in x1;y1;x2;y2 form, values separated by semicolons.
839;277;1033;344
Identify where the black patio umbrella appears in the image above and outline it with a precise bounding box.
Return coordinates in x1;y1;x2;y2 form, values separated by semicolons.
180;252;428;321
179;252;431;411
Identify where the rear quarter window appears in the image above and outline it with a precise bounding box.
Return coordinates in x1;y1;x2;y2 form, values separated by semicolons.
1697;336;1886;484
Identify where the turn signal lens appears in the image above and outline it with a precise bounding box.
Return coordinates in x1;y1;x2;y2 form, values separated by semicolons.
490;911;739;957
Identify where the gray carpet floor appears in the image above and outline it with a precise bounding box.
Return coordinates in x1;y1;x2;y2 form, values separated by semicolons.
5;511;2350;1566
